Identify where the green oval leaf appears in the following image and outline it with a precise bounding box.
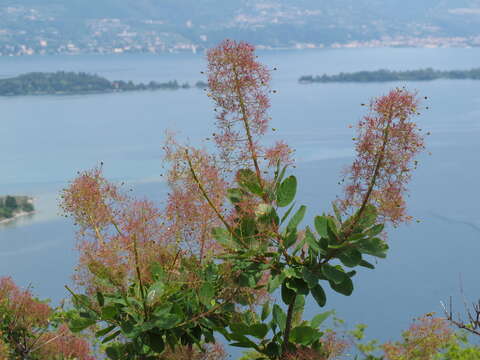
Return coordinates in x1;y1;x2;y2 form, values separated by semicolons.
277;176;297;207
154;314;181;329
286;278;309;296
321;264;347;284
96;291;105;307
272;304;287;331
358;237;389;258
248;323;269;339
283;230;297;249
330;277;354;296
237;168;263;196
69;316;96;333
304;227;320;254
314;216;328;238
311;284;326;307
311;310;335;328
199;282;215;307
146;281;165;306
287;205;307;232
147;333;165;353
359;259;375;269
339;249;362;267
101;305;118;320
261;302;271;321
365;223;385;237
290;326;319;346
281;280;296;305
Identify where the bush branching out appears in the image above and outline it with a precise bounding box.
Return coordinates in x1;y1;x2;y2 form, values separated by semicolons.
351;315;480;360
0;277;94;360
60;39;426;359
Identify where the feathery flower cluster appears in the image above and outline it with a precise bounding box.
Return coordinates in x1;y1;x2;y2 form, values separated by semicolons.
264;140;294;168
320;331;349;359
284;332;348;360
382;316;453;360
163;137;271;303
161;343;227;360
339;88;425;226
207;39;272;168
38;324;95;360
60;166;124;240
163;135;228;261
284;347;324;360
61;167;175;294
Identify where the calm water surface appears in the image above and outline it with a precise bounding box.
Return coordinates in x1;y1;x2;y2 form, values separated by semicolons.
1;48;479;350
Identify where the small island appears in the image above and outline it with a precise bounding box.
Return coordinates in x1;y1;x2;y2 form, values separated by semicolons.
0;196;35;222
299;68;480;83
0;72;208;96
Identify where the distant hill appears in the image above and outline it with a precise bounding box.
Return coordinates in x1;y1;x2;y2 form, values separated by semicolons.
0;1;480;55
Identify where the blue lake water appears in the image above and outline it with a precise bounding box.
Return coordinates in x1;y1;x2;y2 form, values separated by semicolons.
1;48;479;352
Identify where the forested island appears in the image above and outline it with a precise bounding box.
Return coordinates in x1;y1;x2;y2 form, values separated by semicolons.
0;72;207;96
299;68;480;83
0;196;34;222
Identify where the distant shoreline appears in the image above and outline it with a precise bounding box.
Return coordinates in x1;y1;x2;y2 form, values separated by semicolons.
0;195;35;224
0;210;34;225
299;68;480;83
0;71;208;97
